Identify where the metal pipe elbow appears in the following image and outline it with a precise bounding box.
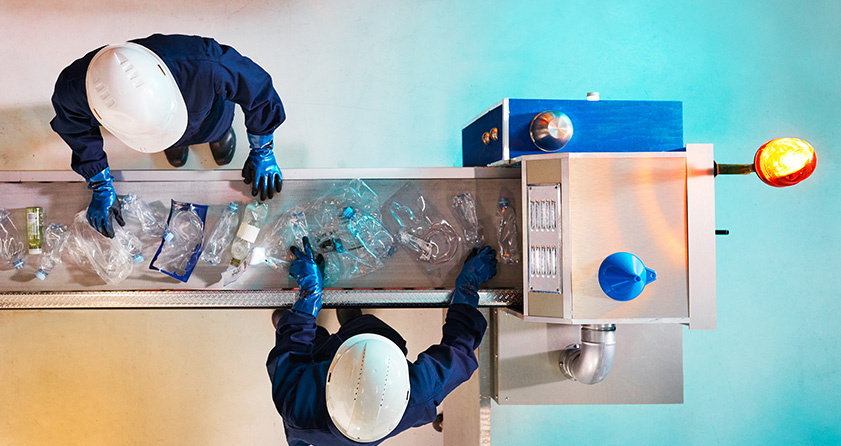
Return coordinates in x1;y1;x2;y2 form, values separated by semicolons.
559;324;617;385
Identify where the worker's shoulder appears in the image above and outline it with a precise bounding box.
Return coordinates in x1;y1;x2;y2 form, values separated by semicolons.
54;47;101;92
131;33;226;62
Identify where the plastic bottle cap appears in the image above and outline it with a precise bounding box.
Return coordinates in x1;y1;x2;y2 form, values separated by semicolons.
35;270;47;280
343;207;355;219
133;254;144;263
228;202;239;211
13;259;24;269
163;231;174;243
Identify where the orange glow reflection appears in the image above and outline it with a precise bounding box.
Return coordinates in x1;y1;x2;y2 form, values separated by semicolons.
754;138;817;187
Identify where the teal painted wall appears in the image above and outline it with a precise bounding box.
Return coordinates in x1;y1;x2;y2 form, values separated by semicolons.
0;0;837;444
295;1;840;443
454;1;840;444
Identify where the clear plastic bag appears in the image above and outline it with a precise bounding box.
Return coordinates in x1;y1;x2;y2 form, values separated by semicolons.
496;189;521;264
150;200;207;282
121;194;167;238
0;208;26;269
67;210;134;284
258;179;393;284
452;192;484;249
381;182;461;283
200;202;241;265
35;224;70;280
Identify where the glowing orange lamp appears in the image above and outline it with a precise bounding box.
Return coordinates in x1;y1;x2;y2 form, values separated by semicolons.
714;138;817;187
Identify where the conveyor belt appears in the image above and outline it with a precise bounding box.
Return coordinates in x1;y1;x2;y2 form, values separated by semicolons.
0;289;522;309
1;168;523;308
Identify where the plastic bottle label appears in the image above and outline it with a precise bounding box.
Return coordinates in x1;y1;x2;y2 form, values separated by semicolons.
26;208;42;253
236;223;260;243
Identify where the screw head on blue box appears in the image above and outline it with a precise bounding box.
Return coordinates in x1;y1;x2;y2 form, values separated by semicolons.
598;252;657;301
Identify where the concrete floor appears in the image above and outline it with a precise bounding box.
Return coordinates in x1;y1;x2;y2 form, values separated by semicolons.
0;308;447;446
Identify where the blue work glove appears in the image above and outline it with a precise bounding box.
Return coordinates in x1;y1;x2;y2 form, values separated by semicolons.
86;167;125;238
451;246;498;308
243;133;282;201
289;236;326;318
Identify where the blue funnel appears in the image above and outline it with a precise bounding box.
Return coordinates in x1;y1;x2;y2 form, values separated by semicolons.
598;252;657;301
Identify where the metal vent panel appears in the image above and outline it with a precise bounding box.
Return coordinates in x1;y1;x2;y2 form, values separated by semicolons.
526;184;562;293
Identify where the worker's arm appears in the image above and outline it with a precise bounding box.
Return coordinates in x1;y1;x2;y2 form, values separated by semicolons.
411;246;497;406
266;237;326;419
214;45;285;200
411;303;488;406
266;310;318;410
213;44;285;137
50;61;125;238
49;55;110;181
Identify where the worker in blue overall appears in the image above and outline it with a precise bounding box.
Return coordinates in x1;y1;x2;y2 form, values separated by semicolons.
267;237;497;445
50;34;285;238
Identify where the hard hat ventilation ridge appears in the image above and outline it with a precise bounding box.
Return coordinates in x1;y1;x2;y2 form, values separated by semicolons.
379;360;390;408
353;345;367;402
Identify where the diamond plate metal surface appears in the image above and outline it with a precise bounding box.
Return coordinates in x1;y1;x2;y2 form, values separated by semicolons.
0;289;522;309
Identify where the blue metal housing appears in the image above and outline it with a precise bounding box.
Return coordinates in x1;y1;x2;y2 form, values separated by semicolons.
462;98;684;166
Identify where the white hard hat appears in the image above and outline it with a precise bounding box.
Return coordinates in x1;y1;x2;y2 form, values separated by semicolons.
326;333;410;443
85;42;188;153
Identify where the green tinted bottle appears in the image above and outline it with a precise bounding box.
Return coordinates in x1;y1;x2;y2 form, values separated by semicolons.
26;206;43;254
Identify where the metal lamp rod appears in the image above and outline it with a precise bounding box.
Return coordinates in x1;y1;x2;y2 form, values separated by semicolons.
713;162;756;177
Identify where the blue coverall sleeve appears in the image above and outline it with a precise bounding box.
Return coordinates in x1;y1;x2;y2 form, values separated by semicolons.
50;68;109;180
411;303;488;407
213;45;286;137
266;310;319;420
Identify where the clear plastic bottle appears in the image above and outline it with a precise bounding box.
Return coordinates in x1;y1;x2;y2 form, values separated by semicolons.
36;224;70;280
452;193;483;248
201;202;240;265
496;197;521;264
114;224;144;263
0;208;26;269
69;210;134;284
343;206;395;260
156;208;205;276
230;201;269;266
122;194;166;237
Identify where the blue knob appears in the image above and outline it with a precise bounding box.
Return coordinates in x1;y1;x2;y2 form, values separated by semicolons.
598;252;657;301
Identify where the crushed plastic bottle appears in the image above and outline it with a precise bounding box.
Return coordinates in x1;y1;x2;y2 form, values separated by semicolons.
344;206;395;260
121;194;166;237
154;204;205;277
259;207;307;271
114;223;144;263
68;210;134;284
452;193;484;249
200;202;240;265
388;200;459;265
230;201;269;267
0;208;26;269
35;224;70;280
496;195;521;264
397;228;435;261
